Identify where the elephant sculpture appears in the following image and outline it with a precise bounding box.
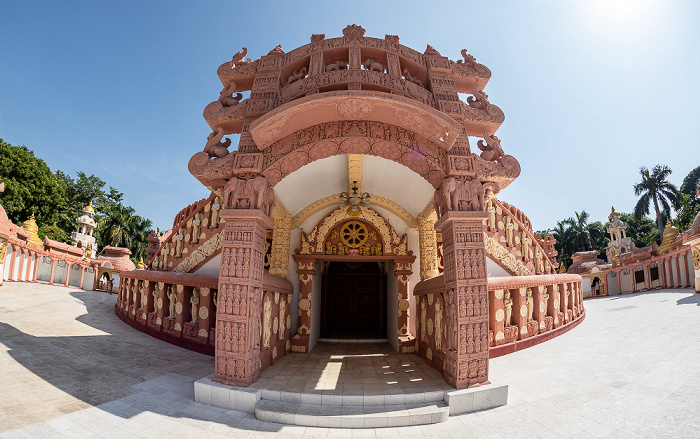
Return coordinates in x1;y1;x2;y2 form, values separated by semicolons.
325;60;347;71
363;58;384;73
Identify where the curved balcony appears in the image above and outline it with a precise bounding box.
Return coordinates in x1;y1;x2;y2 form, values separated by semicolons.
413;273;584;370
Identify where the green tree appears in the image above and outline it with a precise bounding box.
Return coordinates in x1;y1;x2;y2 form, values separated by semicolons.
633;165;680;237
0;139;67;227
129;215;153;261
616;212;658;248
675;192;700;232
565;211;594;252
679;166;700;198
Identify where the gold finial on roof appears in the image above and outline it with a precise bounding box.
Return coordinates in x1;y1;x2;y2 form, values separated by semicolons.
84;201;95;213
137;258;146;269
22;214;43;246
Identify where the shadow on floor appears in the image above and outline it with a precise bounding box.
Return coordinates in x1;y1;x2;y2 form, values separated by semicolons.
0;289;278;434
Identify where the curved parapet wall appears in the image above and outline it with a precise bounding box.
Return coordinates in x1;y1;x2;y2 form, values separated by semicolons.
413;273;584;370
116;270;294;370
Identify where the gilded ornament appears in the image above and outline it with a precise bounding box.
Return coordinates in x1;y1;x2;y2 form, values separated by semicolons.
693;249;700;270
340;220;368;248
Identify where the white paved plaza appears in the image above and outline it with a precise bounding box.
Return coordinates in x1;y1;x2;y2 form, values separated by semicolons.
1;281;699;438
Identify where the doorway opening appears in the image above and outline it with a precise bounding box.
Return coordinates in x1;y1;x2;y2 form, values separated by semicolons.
321;261;387;339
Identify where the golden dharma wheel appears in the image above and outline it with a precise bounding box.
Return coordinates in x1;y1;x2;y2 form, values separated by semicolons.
340;220;368;248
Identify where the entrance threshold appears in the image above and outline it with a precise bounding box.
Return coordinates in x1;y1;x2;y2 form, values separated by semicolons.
318;337;389;344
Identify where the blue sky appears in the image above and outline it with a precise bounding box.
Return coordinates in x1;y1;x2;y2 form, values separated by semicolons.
1;0;698;232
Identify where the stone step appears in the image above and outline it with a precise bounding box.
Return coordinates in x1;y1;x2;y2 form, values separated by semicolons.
255;400;449;428
259;389;446;406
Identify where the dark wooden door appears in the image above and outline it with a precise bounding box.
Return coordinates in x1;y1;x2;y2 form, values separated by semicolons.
322;262;385;338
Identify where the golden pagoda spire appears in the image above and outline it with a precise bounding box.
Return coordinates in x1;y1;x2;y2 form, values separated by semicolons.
22;214;43;246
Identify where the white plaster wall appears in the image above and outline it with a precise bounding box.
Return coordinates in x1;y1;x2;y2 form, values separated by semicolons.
288;227;302;335
387;263;399;352
671;263;678;287
486;257;511;277
37;257;52;282
68;265;82;287
83;268;95;290
27;255;35;281
607;273;619;295
53;262;67;285
113;274;121;292
679;256;687;286
581;278;592;294
194;254;221;276
620;272;634;293
664;261;671;287
309;262;322;352
11;248;21;280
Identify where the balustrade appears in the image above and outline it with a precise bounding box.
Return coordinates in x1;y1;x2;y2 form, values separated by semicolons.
414;273;584;361
116;270;293;362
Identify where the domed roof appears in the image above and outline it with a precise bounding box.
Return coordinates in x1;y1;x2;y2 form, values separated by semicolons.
84;201;95;213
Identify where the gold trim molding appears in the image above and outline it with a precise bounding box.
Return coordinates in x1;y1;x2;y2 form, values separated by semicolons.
292;194;417;228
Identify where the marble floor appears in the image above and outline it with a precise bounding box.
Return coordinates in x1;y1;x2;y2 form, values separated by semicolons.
1;281;700;438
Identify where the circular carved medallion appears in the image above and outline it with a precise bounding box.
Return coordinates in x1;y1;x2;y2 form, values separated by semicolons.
157;298;163;310
495;309;504;322
273;317;279;334
341;221;368;248
176;302;183;315
520;305;527;318
199;307;209;320
337;98;372;119
199;329;208;338
495;331;504;341
398;299;410;311
427;318;433;335
308;141;339;160
281;150;309;174
494;290;503;299
539;303;545;314
299;298;311;311
693;249;700;270
175;323;182;331
340;138;371;154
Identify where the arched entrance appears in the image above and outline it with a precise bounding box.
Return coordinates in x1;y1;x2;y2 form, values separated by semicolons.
321;261;386;338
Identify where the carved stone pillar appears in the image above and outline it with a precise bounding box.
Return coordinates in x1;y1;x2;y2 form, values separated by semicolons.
510;287;528;340
214;207;271;387
489;289;505;346
196;287;213;344
417;207;439;280
394;258;415;352
436;209;489;389
269;205;292;278
291;256;315;353
532;285;544;332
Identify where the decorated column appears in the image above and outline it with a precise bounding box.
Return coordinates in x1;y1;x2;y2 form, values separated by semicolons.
417;206;439;280
214;175;274;387
394;259;415;352
434;176;490;389
291;256;315;353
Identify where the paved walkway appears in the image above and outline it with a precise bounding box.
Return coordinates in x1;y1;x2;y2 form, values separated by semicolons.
1;282;699;438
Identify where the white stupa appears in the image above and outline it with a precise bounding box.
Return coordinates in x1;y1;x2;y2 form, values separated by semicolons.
71;201;97;258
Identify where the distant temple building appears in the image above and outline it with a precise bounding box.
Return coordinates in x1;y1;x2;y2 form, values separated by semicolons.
71;201;97;258
606;207;635;262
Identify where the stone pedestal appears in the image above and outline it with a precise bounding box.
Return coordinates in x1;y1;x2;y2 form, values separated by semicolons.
214;208;271;387
436;211;489;389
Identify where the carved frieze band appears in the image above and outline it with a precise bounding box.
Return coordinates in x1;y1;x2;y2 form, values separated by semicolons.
173;231;223;273
483;235;531;276
291;194;417;228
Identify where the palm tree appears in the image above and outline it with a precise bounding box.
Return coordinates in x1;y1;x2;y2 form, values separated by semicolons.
129;215;153;260
565;211;594;252
633;165;681;237
99;204;136;248
550;220;571;260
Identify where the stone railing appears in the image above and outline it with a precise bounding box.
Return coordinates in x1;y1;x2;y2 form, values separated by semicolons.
148;192;224;273
485;198;558;275
115;270;294;361
487;274;584;356
413;273;584;363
